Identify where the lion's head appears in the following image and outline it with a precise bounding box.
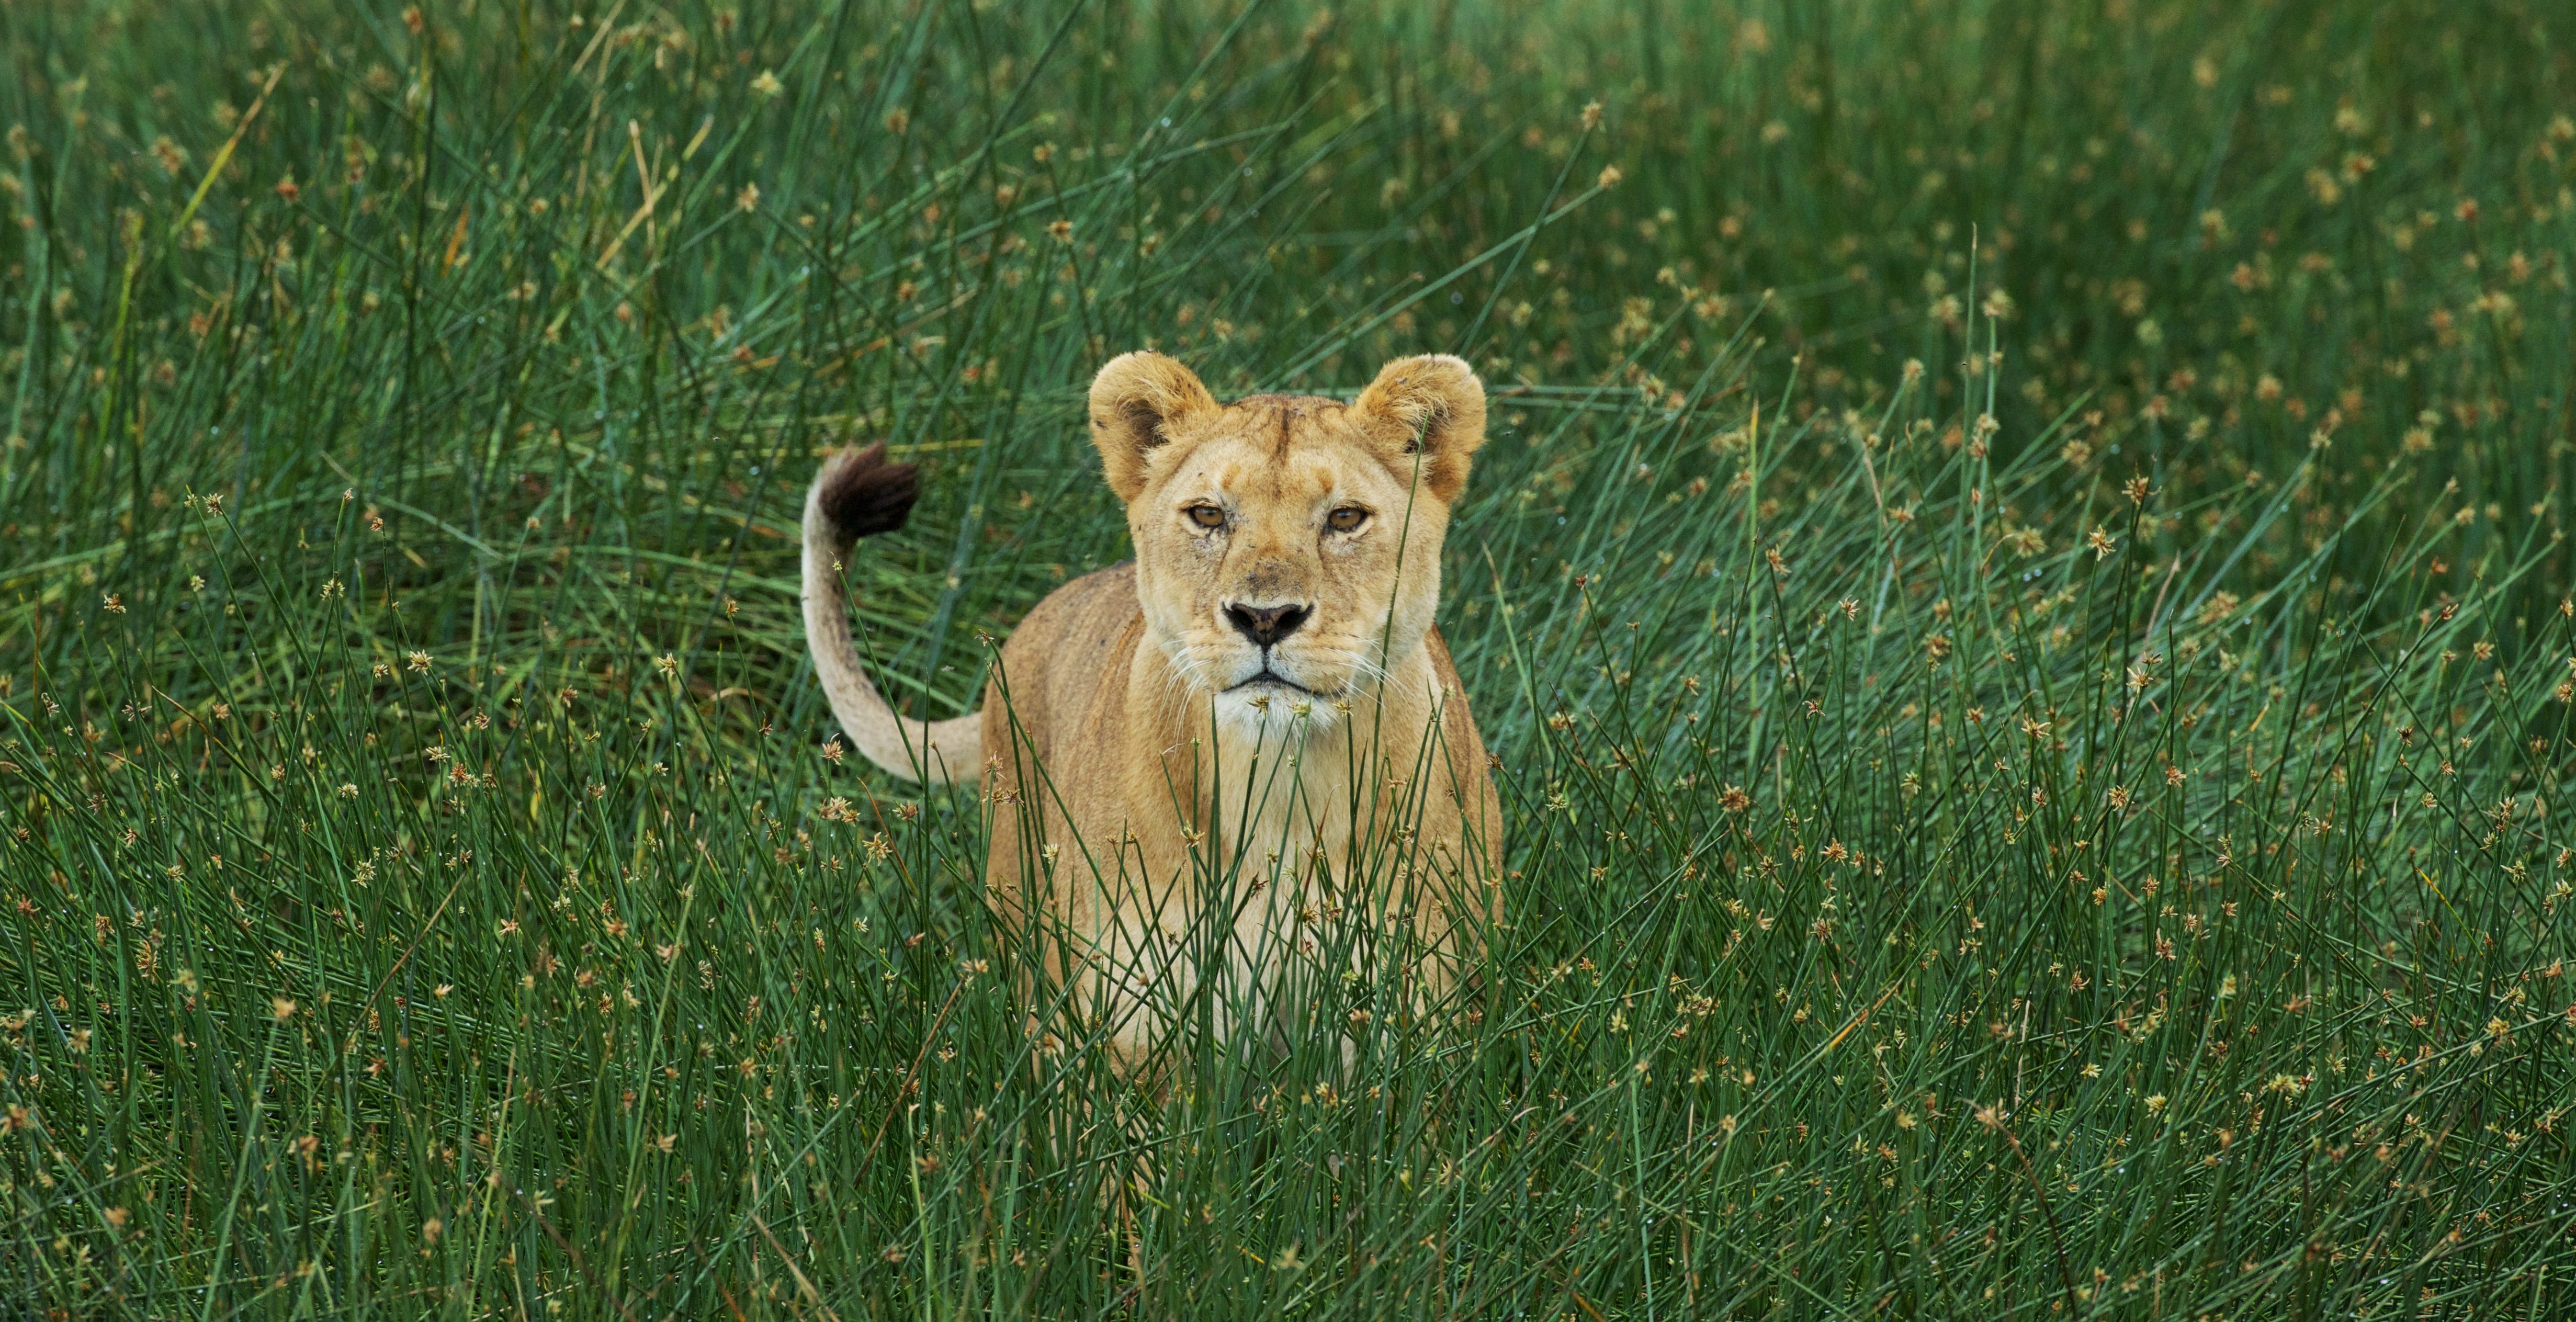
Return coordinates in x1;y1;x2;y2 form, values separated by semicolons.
1087;352;1488;730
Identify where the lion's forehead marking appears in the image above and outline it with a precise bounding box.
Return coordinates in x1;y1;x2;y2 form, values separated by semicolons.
1204;432;1351;503
1211;394;1328;460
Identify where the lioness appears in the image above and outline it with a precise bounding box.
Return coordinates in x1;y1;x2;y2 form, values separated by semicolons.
800;352;1501;1072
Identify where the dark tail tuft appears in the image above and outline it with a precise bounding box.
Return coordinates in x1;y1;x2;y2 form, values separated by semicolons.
814;442;920;541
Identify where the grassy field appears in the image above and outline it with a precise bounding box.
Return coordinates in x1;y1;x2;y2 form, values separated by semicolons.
6;0;2576;1316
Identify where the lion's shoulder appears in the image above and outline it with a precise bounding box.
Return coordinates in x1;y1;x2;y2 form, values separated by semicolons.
993;560;1144;730
1032;560;1137;632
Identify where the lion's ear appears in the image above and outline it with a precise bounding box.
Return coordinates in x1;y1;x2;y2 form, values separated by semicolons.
1353;354;1486;502
1089;351;1218;503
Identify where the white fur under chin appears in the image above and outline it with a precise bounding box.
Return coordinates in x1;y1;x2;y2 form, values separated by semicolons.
1210;683;1344;742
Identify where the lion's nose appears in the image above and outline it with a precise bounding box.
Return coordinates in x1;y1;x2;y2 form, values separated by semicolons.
1225;602;1313;649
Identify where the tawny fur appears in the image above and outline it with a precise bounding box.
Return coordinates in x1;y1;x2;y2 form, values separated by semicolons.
803;356;1504;1072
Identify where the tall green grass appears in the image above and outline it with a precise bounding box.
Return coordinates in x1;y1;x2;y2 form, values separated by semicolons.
4;0;2574;1316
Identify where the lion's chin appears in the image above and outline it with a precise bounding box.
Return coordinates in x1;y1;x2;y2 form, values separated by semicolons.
1208;672;1345;738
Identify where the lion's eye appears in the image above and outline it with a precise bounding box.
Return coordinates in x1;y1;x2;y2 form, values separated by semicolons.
1327;506;1368;533
1187;504;1227;529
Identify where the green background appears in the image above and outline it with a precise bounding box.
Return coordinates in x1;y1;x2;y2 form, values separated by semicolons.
3;1;2573;1316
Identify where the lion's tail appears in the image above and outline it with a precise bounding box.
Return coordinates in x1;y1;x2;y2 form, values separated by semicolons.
799;444;982;785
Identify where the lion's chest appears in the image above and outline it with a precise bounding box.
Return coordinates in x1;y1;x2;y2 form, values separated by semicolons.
1195;737;1369;1036
1213;737;1353;873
